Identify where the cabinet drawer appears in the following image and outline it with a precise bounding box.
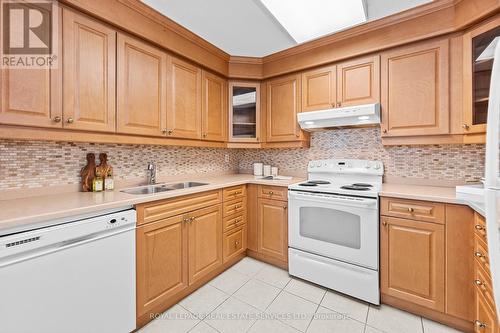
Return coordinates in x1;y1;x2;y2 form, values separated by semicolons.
136;190;222;225
474;213;487;241
223;214;246;233
475;288;499;333
223;226;246;263
223;185;246;201
474;234;490;276
475;261;496;312
259;185;287;201
223;197;246;217
380;197;445;224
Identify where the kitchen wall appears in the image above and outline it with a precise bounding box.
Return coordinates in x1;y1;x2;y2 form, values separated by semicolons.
0;127;485;191
0;140;239;191
239;128;485;184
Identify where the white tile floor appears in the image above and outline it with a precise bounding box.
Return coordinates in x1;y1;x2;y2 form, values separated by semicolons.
139;257;464;333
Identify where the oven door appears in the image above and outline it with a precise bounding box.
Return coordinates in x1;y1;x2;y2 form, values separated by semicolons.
288;190;378;269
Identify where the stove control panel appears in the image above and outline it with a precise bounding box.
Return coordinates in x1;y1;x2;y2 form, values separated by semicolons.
308;159;384;175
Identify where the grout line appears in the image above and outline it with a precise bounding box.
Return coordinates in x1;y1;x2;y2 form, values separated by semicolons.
420;316;424;333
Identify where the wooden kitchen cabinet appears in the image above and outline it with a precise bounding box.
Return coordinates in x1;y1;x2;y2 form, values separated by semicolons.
223;226;247;263
202;71;227;141
337;55;380;107
136;214;188;319
380;216;445;312
228;81;261;143
0;8;62;129
381;38;450;137
62;9;116;132
117;33;167;136
257;198;288;263
187;204;222;285
301;55;379;112
266;74;305;142
167;56;202;139
301;65;336;112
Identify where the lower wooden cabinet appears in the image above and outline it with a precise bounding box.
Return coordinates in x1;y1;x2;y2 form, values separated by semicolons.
223;226;247;263
257;196;288;263
187;205;222;285
136;214;188;319
380;197;477;332
380;216;445;311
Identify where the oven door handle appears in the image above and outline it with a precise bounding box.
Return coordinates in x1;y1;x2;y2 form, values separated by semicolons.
288;191;377;208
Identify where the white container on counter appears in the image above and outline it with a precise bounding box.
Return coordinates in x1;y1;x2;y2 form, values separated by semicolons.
271;167;278;177
263;165;271;177
253;163;263;176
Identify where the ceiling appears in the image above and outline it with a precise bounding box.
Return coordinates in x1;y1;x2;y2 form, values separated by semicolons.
141;0;433;57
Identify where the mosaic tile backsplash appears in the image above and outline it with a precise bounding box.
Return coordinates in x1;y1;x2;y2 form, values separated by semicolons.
240;128;485;183
0;140;239;190
0;127;486;191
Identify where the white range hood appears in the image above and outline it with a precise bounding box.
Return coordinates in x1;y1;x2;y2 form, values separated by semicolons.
297;103;380;131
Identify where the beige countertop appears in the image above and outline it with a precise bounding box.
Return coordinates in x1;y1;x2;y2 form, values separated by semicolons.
380;183;485;216
0;174;303;236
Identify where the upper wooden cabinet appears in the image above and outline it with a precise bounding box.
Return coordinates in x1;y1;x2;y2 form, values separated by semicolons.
301;55;380;112
229;81;261;143
463;16;500;134
0;8;61;129
202;71;227;142
117;33;167;137
337;56;380;107
167;57;202;140
266;74;305;142
381;39;450;137
63;9;116;132
381;216;445;312
301;65;336;112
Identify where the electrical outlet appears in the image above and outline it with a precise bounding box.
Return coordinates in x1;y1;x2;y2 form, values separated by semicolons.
224;154;230;163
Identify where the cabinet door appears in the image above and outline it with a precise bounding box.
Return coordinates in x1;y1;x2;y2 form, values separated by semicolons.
258;198;288;262
223;226;247;263
202;71;226;141
381;39;449;137
0;7;61;128
301;65;336;112
117;33;167;136
188;205;222;285
167;57;202;139
136;215;188;318
63;9;116;132
266;74;303;142
337;55;380;107
381;216;445;311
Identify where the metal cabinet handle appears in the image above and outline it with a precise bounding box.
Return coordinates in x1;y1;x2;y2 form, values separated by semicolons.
162;129;168;134
382;129;388;134
475;251;484;258
190;216;195;222
382;220;388;226
475;224;484;231
53;116;62;123
268;191;274;195
202;133;207;138
167;129;173;135
474;279;483;286
283;206;287;210
337;102;341;107
66;117;74;124
407;207;414;213
235;240;240;248
474;320;487;329
462;124;470;130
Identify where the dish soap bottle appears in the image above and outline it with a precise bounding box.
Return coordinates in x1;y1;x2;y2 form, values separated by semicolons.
93;168;104;192
105;170;114;190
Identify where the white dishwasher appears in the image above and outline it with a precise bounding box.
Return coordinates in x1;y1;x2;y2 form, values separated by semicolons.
0;209;136;333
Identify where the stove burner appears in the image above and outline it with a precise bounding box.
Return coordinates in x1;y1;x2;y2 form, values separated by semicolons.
352;183;373;187
340;185;371;191
298;182;318;187
307;180;331;185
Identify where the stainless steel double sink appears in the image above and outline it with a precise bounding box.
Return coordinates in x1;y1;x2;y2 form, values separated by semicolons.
120;182;208;195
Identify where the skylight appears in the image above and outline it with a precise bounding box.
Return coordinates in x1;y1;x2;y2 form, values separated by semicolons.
259;0;368;44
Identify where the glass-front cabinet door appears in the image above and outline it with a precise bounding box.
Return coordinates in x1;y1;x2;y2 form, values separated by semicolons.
228;81;260;142
464;17;500;134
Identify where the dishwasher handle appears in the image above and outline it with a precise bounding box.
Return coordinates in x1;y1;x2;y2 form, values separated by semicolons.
0;226;134;268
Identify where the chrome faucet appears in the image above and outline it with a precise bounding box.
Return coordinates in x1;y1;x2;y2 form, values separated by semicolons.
147;162;157;185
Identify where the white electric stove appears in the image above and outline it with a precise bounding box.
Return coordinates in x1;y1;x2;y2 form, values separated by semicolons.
288;159;383;305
